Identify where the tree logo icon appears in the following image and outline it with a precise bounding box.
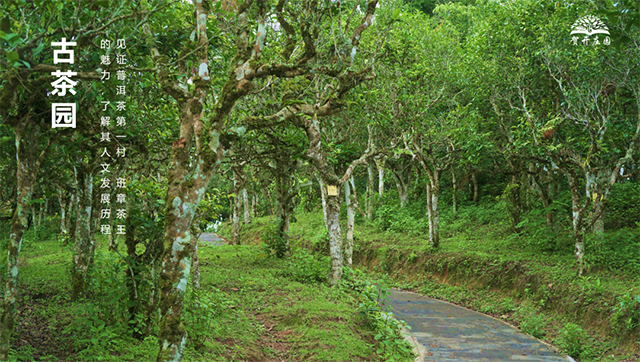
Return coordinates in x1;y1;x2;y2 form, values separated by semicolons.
570;15;611;45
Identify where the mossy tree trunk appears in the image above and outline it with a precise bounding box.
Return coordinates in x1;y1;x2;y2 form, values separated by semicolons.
404;134;447;249
296;116;377;285
274;167;294;245
231;169;245;245
71;163;95;301
375;156;386;198
390;158;411;208
57;189;69;236
0;119;47;360
366;162;375;219
124;212;143;339
451;168;457;214
471;170;478;203
425;176;441;248
345;177;356;268
317;174;329;226
242;188;251;225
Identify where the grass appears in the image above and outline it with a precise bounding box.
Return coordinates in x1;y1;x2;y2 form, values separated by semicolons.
0;220;382;362
273;201;640;362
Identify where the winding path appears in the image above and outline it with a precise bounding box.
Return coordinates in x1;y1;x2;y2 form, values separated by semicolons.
200;233;568;361
199;232;226;246
386;289;569;362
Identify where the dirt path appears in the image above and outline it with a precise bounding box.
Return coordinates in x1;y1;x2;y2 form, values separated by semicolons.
386;288;569;362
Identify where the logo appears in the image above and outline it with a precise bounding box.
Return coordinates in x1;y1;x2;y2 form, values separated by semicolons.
570;15;611;46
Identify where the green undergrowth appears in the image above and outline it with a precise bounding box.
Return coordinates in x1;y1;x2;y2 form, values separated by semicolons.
0;219;388;362
191;242;382;362
273;205;640;362
222;220;416;362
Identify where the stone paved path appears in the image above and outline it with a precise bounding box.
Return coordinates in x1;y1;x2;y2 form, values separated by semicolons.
199;232;225;246
385;289;569;362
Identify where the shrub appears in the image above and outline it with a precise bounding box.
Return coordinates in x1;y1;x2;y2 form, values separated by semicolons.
63;252;131;356
499;297;516;313
607;182;640;229
284;249;329;284
374;205;396;231
585;228;640;273
260;220;289;258
310;229;329;255
515;305;546;339
355;281;415;362
610;288;640;333
184;287;230;350
556;323;592;359
374;204;427;236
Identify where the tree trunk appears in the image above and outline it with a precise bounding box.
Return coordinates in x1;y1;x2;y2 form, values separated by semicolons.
242;188;250;224
426;176;441;248
392;171;408;208
589;183;604;237
232;193;241;245
325;192;343;285
375;157;385;198
32;203;38;228
231;171;244;245
67;192;78;246
345;178;355;269
366;163;374;219
38;199;45;226
592;213;604;235
124;213;143;340
71;165;94;301
506;175;523;233
58;190;68;235
566;172;586;276
261;187;269;216
531;171;554;226
274;168;292;254
471;171;478;203
145;258;159;338
251;194;257;218
451;169;457;214
89;184;99;268
317;174;329;227
0;123;42;359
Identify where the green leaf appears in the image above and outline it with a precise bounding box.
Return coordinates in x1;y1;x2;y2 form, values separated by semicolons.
6;51;18;61
33;42;44;57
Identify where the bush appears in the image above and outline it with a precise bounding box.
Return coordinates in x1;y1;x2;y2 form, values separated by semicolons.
184;287;230;350
515;305;546;339
440;200;507;237
607;182;640;229
354;281;415;362
63;252;131;356
310;229;329;255
610;288;640;334
556;323;592;359
260;220;289;258
374;204;427;236
374;205;396;231
284;249;329;284
499;297;516;313
585;228;640;273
